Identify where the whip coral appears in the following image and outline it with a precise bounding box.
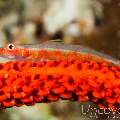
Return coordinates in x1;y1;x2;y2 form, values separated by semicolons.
0;42;119;110
0;58;119;109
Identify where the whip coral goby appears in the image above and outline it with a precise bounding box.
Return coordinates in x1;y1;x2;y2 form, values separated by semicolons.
0;41;119;110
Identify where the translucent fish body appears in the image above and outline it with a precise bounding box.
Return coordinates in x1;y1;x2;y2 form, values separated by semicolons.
0;41;119;65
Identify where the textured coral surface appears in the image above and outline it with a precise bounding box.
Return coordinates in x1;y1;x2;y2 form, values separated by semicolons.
0;57;119;109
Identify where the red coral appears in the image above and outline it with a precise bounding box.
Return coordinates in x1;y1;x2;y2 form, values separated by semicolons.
0;58;119;109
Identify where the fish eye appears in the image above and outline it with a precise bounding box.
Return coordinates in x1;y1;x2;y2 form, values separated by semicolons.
7;44;15;50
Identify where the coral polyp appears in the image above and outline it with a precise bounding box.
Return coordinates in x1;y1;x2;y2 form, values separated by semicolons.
0;58;119;109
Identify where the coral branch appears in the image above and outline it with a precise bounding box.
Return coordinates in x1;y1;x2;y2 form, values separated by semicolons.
0;58;119;109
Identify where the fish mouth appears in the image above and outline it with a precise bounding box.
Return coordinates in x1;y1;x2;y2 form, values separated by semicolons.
0;54;29;62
